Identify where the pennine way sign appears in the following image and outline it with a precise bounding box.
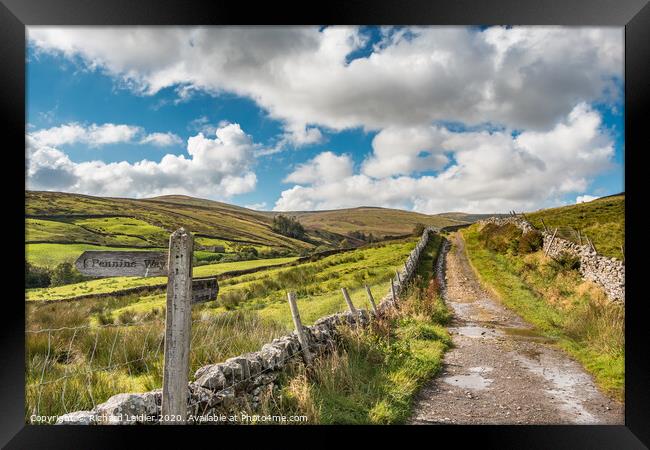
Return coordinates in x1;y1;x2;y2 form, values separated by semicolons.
74;250;219;304
75;250;168;277
73;228;219;423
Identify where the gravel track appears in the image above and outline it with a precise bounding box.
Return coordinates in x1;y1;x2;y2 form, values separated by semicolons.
409;232;624;425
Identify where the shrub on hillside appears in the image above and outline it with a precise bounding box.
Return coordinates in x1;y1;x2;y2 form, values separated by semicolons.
25;262;51;288
412;223;426;236
550;251;581;272
518;230;544;254
479;223;523;254
49;262;87;287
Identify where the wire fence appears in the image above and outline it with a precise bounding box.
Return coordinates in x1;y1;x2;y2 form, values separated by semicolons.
26;230;433;422
25;310;290;420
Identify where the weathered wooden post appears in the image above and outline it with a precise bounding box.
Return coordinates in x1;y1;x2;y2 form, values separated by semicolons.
395;269;401;284
544;228;558;257
75;228;219;425
391;277;397;302
341;287;357;314
161;228;194;424
364;284;378;314
540;218;548;232
287;292;312;365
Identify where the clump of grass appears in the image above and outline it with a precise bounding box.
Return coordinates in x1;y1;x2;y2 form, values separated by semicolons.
550;251;581;271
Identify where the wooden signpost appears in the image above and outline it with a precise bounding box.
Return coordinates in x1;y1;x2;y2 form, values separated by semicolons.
75;228;219;424
75;250;167;277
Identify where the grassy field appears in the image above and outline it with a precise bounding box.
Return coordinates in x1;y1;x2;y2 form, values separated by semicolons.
525;194;624;259
26;256;299;301
270;234;452;424
25;238;421;421
26;243;168;269
462;224;624;400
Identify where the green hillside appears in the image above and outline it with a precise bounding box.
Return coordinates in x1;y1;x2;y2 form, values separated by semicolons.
26;191;468;267
525;194;625;260
290;206;463;237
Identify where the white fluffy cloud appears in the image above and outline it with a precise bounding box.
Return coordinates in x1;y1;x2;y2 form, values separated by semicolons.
139;132;183;147
275;104;614;213
27;26;622;211
27;123;258;199
362;126;450;178
30;122;182;148
576;195;600;204
28;26;622;134
284;151;353;184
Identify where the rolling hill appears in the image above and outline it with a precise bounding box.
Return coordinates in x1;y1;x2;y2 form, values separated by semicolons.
288;207;464;237
25;191;469;267
524;194;625;259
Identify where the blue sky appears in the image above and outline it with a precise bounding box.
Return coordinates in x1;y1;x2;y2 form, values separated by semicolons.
26;26;624;213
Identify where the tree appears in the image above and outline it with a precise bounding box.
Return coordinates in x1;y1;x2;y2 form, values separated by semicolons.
272;215;306;239
50;262;85;287
413;223;426;236
25;262;51;288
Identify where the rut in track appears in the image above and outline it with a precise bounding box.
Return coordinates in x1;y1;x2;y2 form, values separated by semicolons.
409;232;623;425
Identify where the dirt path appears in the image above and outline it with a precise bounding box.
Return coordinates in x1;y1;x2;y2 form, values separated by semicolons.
409;232;623;425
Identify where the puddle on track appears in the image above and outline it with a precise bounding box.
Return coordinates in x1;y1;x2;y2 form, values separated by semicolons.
501;327;558;344
442;371;494;390
450;325;503;338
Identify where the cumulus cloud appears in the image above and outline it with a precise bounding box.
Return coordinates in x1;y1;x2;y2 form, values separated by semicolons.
27;123;258;199
576;194;600;203
274;104;614;213
30;122;182;148
28;26;622;135
284;151;354;184
362;126;450;178
27;26;622;211
139;132;183;147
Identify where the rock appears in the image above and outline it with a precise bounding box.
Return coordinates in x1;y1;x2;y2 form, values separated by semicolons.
195;364;228;390
55;410;97;425
94;392;159;424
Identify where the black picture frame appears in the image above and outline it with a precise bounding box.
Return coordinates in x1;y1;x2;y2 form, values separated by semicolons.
2;0;648;447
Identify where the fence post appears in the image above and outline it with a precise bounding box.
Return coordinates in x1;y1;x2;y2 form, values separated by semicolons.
364;284;378;314
391;277;397;303
161;228;194;424
396;269;401;284
540;218;548;232
544;228;558;257
341;287;357;314
287;291;312;365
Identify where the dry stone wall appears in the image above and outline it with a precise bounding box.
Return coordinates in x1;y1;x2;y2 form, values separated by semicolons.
56;228;437;425
477;217;624;302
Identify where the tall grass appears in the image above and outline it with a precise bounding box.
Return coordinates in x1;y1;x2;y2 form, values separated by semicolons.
26;304;290;422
